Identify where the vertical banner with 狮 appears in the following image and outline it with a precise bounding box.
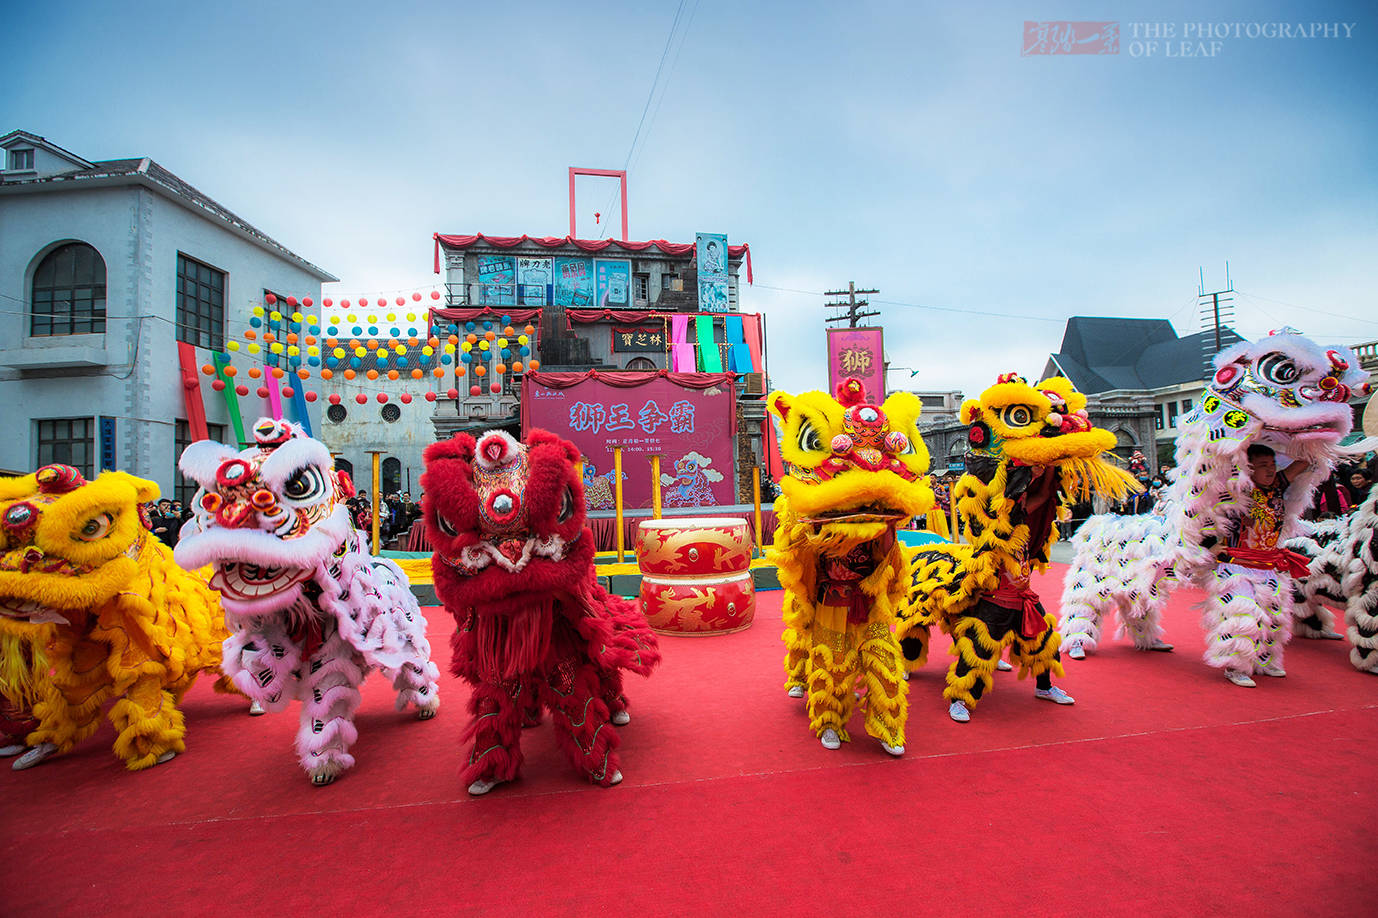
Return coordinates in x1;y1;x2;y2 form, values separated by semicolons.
696;232;730;313
826;326;885;402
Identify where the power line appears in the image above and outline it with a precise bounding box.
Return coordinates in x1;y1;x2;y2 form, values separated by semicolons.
1234;288;1378;328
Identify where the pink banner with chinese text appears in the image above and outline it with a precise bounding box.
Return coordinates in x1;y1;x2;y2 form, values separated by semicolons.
524;375;737;510
826;326;885;402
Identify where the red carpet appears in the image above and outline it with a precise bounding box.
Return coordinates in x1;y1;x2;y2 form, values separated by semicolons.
3;564;1375;916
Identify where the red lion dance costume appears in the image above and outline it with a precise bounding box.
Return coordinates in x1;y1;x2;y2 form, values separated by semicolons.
422;429;661;796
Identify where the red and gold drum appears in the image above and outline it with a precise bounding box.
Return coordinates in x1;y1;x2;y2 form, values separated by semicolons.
636;517;755;635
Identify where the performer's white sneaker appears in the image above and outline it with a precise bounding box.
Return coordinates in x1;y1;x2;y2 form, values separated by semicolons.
0;744;25;757
996;659;1013;672
948;701;971;723
248;700;266;716
787;685;806;699
1257;660;1287;678
1149;639;1174;652
611;710;631;725
820;728;841;750
11;742;57;770
1225;669;1257;688
1067;640;1086;660
880;741;905;756
468;777;505;796
1034;686;1076;705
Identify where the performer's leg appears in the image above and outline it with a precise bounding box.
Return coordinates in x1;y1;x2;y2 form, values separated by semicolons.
1255;573;1292;677
1014;615;1073;704
1058;575;1106;657
858;627;908;753
1348;585;1378;673
108;672;187;770
297;632;366;786
944;617;1003;711
806;631;858;746
461;679;527;793
899;625;931;674
783;622;811;698
543;662;622;787
1202;564;1266;684
15;662;112;770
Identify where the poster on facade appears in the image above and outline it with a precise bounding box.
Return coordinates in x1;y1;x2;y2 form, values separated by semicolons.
523;375;736;510
695;232;730;313
477;254;516;305
612;326;665;353
595;259;632;309
826;326;886;402
553;256;595;307
517;256;552;306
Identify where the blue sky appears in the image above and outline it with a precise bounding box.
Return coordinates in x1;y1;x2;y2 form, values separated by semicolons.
4;0;1375;400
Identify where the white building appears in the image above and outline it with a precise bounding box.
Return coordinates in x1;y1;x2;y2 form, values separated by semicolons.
0;130;336;501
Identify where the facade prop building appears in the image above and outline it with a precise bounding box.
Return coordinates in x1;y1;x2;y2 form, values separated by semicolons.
0;130;335;501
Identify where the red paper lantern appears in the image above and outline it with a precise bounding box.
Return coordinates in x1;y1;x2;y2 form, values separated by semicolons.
286;296;298;307
377;393;388;403
305;391;318;403
400;393;412;404
236;385;249;396
470;385;481;396
489;383;500;394
424;391;437;402
412;292;422;301
323;297;333;307
446;388;459;400
303;296;313;308
430;290;441;300
256;386;269;398
355;393;368;404
265;293;277;304
395;296;405;306
329;394;341;405
341;299;350;308
281;386;294;398
211;379;225;391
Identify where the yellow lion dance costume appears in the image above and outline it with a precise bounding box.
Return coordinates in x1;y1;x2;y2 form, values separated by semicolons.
768;378;934;754
901;374;1139;723
0;464;228;771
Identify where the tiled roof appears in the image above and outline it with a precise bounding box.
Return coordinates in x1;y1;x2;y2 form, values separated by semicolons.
1049;316;1244;393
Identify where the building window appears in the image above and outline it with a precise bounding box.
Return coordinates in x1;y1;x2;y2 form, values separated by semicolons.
326;404;347;423
380;403;401;423
626;356;656;372
1167;401;1180;428
174;420;226;506
176;253;225;351
1155;407;1165;431
381;457;401;496
661;273;678;291
36;418;94;479
8;148;35;171
633;273;649;303
1181;398;1192;413
31;243;107;336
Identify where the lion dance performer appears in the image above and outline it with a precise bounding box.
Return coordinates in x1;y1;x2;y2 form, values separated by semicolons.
422;429;660;796
0;464;228;771
904;374;1139;723
1059;331;1369;686
768;378;934;754
177;418;440;785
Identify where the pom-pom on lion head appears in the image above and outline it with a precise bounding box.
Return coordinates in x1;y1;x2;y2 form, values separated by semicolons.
422;428;591;612
0;465;158;627
767;378;934;549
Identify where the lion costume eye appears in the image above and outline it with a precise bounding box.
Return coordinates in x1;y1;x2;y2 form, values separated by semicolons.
282;467;326;501
434;512;457;537
1002;405;1035;427
797;420;824;453
1257;352;1301;385
76;512;114;542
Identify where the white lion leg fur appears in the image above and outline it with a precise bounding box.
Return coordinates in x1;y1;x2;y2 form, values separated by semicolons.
1060;514;1170;653
222;615;301;713
296;628;366;780
1202;563;1288;674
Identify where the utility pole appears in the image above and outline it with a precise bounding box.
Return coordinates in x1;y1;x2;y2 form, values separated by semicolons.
824;281;880;328
1198;264;1235;379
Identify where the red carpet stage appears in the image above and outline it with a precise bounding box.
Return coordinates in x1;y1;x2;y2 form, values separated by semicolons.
3;564;1375;916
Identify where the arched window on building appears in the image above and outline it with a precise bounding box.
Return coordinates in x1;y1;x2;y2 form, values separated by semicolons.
382;457;401;495
625;356;656;372
31;242;107;336
1114;429;1137;459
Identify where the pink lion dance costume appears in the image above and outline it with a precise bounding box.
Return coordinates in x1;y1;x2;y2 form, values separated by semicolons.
177;418;440;785
422;429;661;796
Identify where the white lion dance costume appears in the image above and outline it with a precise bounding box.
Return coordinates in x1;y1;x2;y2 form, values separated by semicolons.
177;418;441;784
1059;331;1369;685
1288;483;1378;674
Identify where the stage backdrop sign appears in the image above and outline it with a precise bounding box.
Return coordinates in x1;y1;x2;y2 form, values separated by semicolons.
517;257;552;306
553;256;595;307
696;232;730;313
826;326;885;401
595;259;632;309
524;375;736;510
